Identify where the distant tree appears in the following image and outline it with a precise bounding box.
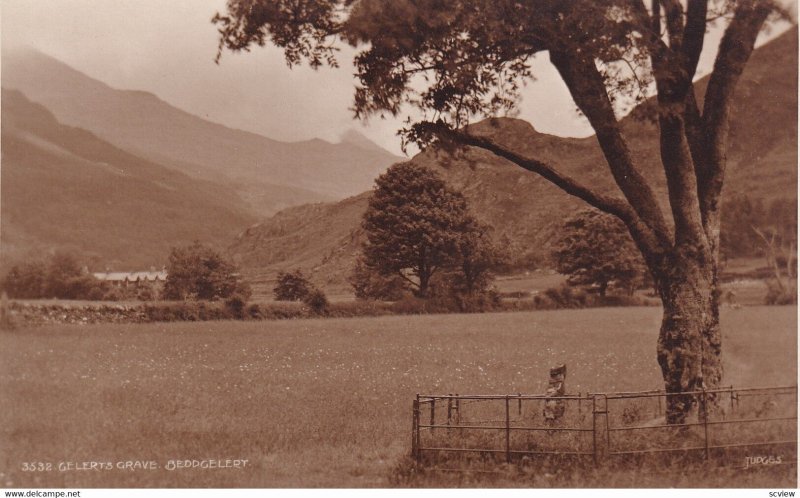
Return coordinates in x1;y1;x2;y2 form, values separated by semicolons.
452;220;506;296
553;209;648;298
1;260;48;299
273;269;313;301
360;162;478;298
44;251;97;299
2;251;105;300
273;269;329;311
163;242;250;301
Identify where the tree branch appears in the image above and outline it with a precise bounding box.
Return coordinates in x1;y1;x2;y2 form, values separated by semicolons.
683;87;706;188
677;0;708;148
657;104;708;245
438;126;666;259
698;1;772;223
548;49;674;248
397;271;420;290
661;0;685;50
682;0;708;80
638;2;709;247
629;0;670;67
651;0;662;39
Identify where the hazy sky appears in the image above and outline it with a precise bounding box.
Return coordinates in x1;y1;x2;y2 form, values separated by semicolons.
2;0;795;155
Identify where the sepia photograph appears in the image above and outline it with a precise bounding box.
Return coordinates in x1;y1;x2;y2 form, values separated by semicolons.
0;0;797;493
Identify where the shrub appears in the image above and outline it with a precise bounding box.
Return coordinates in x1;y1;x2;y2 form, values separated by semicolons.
246;303;264;320
389;296;431;315
542;285;592;309
303;288;329;315
452;290;502;312
103;288;123;302
87;286;106;301
273;269;313;301
136;286;158;302
259;302;307;320
225;294;247;319
1;260;47;298
163;242;250;301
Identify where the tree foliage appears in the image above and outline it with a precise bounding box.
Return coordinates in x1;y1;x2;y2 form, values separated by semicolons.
1;251;105;300
273;269;314;301
2;260;48;299
273;269;329;313
553;209;649;297
303;288;329;314
451;219;506;296
349;256;407;301
163;242;250;301
360;162;498;298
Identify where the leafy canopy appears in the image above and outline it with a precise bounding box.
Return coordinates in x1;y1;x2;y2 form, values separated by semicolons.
360;161;499;297
163;242;250;301
215;1;783;147
362;162;471;296
553;209;648;296
273;269;314;301
1;251;105;300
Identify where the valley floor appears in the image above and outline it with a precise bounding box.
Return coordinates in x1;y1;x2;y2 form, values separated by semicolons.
0;306;796;487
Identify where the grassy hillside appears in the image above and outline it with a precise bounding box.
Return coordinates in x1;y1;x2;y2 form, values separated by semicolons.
0;306;794;487
1;48;402;215
230;29;798;294
0;89;258;269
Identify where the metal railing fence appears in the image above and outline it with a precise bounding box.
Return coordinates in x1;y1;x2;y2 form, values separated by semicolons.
411;385;797;466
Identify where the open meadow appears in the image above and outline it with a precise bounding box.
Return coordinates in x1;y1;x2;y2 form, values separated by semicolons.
0;306;796;487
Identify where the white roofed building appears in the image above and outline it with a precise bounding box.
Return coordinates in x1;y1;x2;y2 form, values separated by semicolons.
93;270;167;289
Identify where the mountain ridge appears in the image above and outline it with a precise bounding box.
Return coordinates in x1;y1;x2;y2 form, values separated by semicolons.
1;47;403;215
1;89;259;269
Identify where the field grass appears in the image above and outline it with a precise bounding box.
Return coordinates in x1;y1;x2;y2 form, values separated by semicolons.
0;306;796;488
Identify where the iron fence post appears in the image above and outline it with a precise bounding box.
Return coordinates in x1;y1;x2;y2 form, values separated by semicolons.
592;395;597;465
412;395;420;461
505;395;511;463
729;385;734;414
702;388;710;461
430;398;436;435
605;395;610;457
447;395;453;428
657;391;662;416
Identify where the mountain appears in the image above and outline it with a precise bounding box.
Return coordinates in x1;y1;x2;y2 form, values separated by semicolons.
1;48;403;216
229;29;798;296
1;89;259;269
340;129;397;156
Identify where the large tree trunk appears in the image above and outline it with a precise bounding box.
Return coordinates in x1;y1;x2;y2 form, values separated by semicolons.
655;248;722;424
